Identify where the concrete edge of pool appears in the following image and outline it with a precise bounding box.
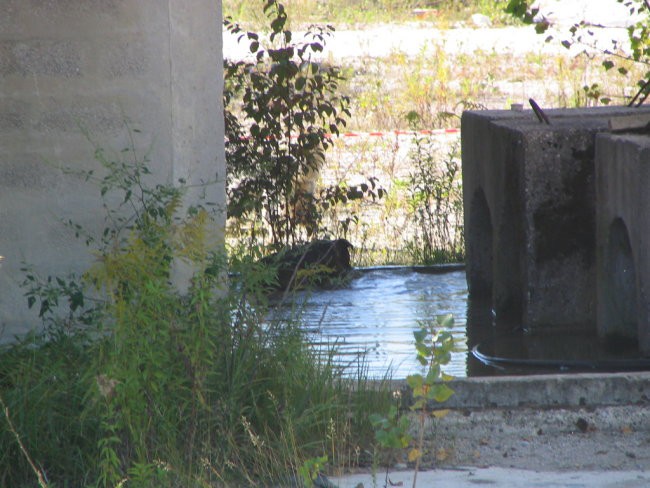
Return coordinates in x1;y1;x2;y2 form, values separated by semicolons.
387;371;650;410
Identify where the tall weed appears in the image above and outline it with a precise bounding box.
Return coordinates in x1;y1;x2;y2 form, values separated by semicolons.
0;133;391;486
404;117;464;264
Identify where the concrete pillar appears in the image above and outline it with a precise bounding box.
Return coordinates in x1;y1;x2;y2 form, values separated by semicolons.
462;106;650;334
596;132;650;354
0;0;225;341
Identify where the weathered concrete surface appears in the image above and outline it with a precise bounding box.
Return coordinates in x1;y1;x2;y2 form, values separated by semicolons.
596;132;650;354
446;371;650;409
336;373;650;487
0;1;225;341
462;106;650;335
334;467;650;488
392;371;650;410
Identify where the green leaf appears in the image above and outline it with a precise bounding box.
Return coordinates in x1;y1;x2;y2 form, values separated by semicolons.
534;21;550;34
415;342;430;358
504;0;529;18
411;398;426;410
425;364;441;383
437;313;454;328
369;413;384;427
406;374;423;390
413;329;427;343
270;16;286;33
430;383;454;403
295;76;306;91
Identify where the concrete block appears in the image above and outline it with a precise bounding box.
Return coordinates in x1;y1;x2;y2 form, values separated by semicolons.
596;132;650;354
0;0;225;342
462;106;650;333
0;40;82;77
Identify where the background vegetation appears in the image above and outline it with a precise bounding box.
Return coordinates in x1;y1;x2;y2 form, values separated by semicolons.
0;130;392;487
224;0;650;266
3;1;649;486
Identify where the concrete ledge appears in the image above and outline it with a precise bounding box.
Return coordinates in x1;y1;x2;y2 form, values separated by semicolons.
396;371;650;410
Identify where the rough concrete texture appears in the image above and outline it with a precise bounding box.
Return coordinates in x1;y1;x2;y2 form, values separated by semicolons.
332;372;650;487
426;404;650;471
406;373;650;472
334;467;650;488
462;106;650;336
596;132;650;354
0;0;225;341
444;371;650;409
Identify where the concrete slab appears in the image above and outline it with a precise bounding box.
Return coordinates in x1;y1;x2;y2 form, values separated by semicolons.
329;373;650;488
443;371;650;409
331;467;650;488
0;0;226;341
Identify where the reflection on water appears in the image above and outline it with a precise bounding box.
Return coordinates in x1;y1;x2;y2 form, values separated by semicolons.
268;267;472;379
268;266;649;379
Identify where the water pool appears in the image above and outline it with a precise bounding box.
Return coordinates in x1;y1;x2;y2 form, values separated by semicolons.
267;265;650;379
269;266;474;379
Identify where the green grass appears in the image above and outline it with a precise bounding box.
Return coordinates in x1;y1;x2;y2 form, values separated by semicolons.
0;136;395;487
0;310;393;487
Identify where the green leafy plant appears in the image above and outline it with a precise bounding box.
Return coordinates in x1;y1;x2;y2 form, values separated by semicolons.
505;0;650;106
0;325;100;486
370;314;458;487
225;0;356;251
298;455;329;487
2;128;392;486
406;314;457;487
369;399;412;488
405;112;464;264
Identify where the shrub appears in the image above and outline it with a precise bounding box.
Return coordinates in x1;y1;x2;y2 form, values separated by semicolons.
224;0;384;255
1;134;391;487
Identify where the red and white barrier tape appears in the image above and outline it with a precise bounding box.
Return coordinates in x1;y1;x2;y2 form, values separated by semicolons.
329;128;460;138
230;128;460;142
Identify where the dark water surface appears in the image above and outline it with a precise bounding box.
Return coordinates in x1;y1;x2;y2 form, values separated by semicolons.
269;267;473;379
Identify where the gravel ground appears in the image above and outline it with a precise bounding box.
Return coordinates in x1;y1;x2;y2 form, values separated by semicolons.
331;404;650;487
426;405;650;472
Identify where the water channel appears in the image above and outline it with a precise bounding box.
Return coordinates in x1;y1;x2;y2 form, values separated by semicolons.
269;266;650;379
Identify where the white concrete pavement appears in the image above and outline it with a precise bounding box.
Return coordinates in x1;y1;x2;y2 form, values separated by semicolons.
331;467;650;488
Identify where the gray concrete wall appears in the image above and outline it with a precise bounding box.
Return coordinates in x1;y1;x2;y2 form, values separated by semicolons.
0;1;225;340
462;106;650;337
596;132;650;353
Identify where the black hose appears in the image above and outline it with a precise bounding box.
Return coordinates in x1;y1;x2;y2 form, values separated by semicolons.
472;344;650;373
